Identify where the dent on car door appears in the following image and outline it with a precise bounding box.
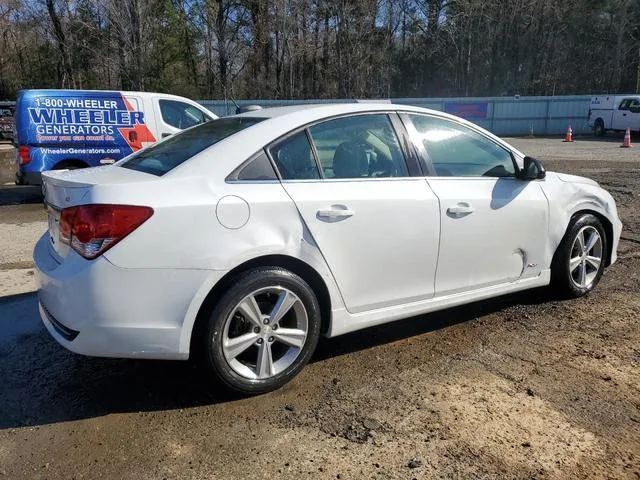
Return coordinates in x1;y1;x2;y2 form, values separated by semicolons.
405;113;549;296
268;113;441;314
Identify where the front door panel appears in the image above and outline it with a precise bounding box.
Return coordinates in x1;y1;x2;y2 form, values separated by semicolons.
427;177;548;296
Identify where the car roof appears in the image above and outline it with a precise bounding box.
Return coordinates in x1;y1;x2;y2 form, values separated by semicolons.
234;102;429;119
169;102;524;179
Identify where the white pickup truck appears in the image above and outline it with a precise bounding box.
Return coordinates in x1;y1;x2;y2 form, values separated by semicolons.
588;95;640;136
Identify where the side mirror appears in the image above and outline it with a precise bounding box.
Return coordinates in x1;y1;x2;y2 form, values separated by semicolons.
520;156;546;180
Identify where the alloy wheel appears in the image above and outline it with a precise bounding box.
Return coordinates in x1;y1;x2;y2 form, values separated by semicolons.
569;226;603;289
220;287;308;380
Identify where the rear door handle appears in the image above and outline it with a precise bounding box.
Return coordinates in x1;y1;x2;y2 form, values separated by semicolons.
447;202;474;217
317;205;354;220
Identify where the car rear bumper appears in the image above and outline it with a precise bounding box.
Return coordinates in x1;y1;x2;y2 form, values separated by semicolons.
33;233;212;360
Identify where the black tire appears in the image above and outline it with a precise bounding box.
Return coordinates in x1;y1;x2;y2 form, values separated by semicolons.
551;213;607;298
54;160;87;170
594;119;605;137
204;267;321;395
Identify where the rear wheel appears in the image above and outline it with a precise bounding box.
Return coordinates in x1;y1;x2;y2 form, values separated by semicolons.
204;268;321;394
551;214;607;298
54;160;87;170
594;119;605;137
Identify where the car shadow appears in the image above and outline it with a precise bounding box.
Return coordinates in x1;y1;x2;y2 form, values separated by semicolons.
0;185;43;206
0;287;553;429
313;287;551;361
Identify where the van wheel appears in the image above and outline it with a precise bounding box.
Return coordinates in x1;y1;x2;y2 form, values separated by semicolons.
54;160;87;171
594;119;605;137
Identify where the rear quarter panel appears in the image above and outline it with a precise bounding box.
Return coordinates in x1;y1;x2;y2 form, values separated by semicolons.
97;174;347;353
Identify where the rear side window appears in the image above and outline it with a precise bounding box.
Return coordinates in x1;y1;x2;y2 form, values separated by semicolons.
121;117;264;176
230;152;278;181
160;100;210;129
308;114;408;179
269;131;320;180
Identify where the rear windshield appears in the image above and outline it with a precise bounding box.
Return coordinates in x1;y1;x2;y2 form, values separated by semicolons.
121;117;265;175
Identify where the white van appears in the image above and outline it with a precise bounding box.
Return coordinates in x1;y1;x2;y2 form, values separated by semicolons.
588;95;640;136
15;89;217;185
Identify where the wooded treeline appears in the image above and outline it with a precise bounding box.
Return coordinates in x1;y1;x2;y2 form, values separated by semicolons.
1;0;639;100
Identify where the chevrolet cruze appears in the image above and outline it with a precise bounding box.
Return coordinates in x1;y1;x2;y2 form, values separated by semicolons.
34;103;622;394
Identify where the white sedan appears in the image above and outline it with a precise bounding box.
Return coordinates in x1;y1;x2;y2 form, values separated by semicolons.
34;103;622;394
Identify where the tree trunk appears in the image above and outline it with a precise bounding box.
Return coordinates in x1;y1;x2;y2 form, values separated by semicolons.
46;0;74;88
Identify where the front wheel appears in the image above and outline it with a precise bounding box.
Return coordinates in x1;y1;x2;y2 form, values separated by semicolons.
551;214;607;298
204;267;321;395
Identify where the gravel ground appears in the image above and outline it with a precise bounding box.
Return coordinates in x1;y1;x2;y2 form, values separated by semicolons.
0;138;638;479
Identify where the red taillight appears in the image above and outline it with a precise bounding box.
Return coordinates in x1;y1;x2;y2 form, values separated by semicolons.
18;146;30;165
59;204;153;259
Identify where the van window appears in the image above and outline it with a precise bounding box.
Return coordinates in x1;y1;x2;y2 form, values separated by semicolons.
160;100;210;129
121;117;264;176
619;99;632;110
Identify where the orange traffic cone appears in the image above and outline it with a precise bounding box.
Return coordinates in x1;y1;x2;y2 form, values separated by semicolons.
621;128;632;148
563;125;573;142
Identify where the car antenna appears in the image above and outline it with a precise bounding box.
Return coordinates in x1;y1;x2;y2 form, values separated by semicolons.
221;84;241;116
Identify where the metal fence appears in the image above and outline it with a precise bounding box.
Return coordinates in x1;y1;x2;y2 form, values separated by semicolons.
199;95;593;137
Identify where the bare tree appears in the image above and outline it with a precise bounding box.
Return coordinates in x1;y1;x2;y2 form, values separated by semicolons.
0;0;638;99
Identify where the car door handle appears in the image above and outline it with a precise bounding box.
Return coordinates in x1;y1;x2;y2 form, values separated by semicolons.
447;202;474;217
162;133;172;138
317;206;354;220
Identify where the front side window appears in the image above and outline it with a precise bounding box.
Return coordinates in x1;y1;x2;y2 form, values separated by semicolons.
619;99;632;111
408;114;515;177
269;131;320;180
160;100;209;129
308;114;408;179
121;117;264;176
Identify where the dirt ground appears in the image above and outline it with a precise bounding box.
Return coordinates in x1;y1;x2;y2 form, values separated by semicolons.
0;137;638;479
